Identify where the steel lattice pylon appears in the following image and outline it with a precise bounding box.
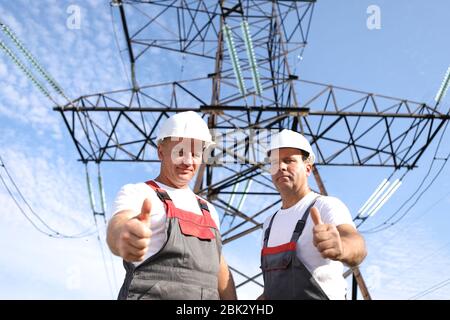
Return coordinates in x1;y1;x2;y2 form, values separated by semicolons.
54;0;449;299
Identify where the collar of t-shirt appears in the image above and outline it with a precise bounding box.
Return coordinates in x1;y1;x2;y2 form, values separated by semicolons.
279;191;317;214
154;181;196;197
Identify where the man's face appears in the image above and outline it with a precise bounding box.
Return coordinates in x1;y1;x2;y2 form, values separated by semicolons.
270;148;312;193
158;137;204;188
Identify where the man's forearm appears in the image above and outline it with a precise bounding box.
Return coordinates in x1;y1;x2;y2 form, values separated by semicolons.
340;233;367;267
218;256;237;300
219;271;237;300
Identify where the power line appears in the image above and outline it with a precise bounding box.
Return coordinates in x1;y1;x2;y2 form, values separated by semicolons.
1;19;119;298
0;155;96;239
92;214;116;299
361;119;450;233
1;22;67;100
384;237;450;293
409;277;450;300
107;244;119;294
361;149;449;234
0;40;55;103
85;162;117;297
378;188;450;245
109;4;132;88
2;18;136;161
358;188;450;295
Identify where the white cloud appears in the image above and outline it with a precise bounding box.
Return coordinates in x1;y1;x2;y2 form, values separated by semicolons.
87;0;101;10
222;232;264;300
0;146;92;230
361;215;450;300
0;219;124;299
0;7;23;35
0;61;7;77
0;0;129;139
0;129;125;299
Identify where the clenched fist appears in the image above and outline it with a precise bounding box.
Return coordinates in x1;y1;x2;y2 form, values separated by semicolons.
117;198;153;262
310;207;344;261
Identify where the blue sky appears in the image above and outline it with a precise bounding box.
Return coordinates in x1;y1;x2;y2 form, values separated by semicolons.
0;0;449;300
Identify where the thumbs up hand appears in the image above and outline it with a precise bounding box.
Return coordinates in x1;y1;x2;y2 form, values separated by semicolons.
117;198;153;262
136;198;152;225
311;207;344;261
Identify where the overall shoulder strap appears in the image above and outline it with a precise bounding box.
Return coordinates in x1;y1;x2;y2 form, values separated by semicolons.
145;180;172;203
195;197;219;230
290;195;321;243
263;212;279;248
196;197;210;213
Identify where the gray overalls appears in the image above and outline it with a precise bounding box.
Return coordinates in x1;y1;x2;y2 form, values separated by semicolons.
118;180;222;300
261;197;329;300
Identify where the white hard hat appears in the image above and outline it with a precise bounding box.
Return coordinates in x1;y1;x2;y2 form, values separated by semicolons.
268;129;315;164
156;111;214;146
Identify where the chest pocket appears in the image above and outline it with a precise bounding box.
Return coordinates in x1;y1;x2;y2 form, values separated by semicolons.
178;218;215;240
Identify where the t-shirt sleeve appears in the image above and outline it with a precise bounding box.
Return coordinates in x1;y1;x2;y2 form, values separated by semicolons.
319;196;356;229
111;184;143;217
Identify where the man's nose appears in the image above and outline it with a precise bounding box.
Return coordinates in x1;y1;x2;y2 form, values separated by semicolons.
270;161;285;175
278;161;287;171
182;152;194;165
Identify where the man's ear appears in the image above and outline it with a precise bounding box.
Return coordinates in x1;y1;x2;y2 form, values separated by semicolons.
157;144;163;161
305;162;313;176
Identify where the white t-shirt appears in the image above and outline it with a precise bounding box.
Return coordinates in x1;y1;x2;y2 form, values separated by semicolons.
261;191;356;300
112;181;221;266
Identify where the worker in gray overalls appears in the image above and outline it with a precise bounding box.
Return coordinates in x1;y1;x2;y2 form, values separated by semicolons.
259;129;367;300
107;111;237;300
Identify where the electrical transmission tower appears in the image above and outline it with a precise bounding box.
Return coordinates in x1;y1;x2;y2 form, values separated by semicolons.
53;0;450;299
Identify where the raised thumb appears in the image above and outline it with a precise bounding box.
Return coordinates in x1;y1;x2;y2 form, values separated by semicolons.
137;198;152;225
310;207;323;226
